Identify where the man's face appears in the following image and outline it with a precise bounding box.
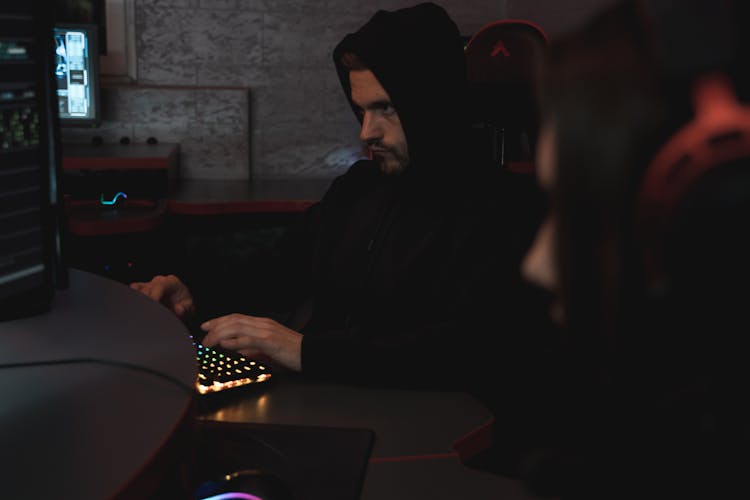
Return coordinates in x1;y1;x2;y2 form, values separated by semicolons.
349;69;410;175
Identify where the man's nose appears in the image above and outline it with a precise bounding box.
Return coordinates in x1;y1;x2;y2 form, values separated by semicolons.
360;112;382;144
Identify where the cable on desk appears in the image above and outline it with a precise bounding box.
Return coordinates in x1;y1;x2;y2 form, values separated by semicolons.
0;357;195;395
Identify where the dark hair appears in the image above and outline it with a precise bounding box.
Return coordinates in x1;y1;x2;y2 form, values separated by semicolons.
540;0;750;363
537;3;667;364
531;3;750;496
338;51;368;71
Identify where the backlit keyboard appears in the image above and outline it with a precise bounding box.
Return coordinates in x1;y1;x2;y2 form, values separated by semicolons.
193;340;271;395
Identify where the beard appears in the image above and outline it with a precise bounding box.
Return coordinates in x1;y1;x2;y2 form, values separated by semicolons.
370;145;410;175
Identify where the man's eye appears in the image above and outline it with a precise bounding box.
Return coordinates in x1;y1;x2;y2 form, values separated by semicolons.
381;104;395;115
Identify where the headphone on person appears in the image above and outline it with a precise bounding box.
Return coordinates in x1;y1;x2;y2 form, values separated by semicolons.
633;0;750;279
637;72;750;229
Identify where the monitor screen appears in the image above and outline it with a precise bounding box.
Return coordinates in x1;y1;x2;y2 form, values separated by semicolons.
1;3;67;320
53;23;101;127
53;0;107;55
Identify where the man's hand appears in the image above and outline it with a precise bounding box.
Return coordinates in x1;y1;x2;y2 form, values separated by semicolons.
130;274;195;318
201;314;303;372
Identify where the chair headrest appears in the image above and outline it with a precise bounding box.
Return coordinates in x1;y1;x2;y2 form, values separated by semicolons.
465;20;549;87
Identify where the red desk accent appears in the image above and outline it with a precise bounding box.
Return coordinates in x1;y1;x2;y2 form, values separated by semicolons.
63;178;332;236
61;143;178;238
62;142;179;171
168;178;333;215
65;199;167;236
452;416;495;463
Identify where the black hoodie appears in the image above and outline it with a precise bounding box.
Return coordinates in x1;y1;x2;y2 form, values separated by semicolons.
333;2;470;181
191;3;545;390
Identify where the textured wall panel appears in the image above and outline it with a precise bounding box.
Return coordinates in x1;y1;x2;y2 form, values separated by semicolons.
61;86;250;180
136;5;198;85
83;0;617;180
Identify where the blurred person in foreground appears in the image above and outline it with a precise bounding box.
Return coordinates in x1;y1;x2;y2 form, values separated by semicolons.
518;1;750;497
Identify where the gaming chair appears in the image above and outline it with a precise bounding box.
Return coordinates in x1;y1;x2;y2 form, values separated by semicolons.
464;19;549;174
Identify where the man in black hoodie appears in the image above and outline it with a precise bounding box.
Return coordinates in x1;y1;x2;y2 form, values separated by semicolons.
132;2;542;390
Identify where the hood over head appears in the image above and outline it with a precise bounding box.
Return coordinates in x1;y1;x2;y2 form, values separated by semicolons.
333;2;471;180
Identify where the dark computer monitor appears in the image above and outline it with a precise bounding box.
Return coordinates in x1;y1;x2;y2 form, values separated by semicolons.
1;2;68;320
53;23;101;127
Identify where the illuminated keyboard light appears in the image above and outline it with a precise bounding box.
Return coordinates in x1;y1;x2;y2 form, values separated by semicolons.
194;340;272;395
195;372;272;395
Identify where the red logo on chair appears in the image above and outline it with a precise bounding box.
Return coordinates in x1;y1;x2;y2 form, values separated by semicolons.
491;40;510;57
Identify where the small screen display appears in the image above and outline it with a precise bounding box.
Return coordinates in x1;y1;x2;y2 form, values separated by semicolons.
53;25;99;125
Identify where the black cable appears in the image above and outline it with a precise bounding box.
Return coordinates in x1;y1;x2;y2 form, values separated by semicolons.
0;357;196;395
